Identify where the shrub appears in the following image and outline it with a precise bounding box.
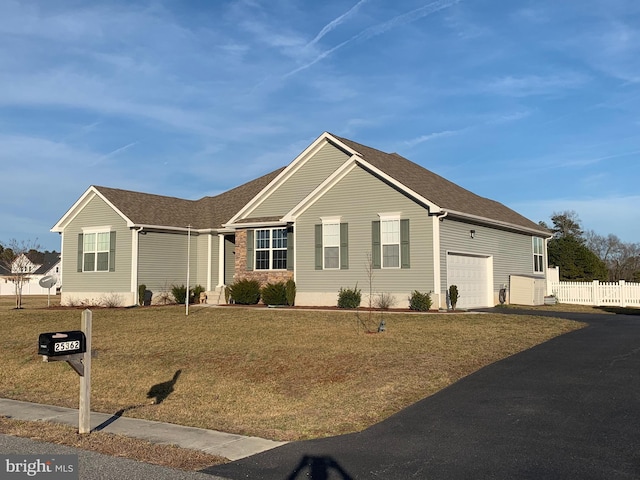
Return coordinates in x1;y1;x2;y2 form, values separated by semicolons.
337;285;361;309
156;289;171;305
261;282;288;306
224;286;231;303
409;290;432;311
374;292;397;310
192;284;205;303
101;293;122;308
285;279;296;306
171;284;189;304
449;285;459;310
138;284;147;306
228;279;261;305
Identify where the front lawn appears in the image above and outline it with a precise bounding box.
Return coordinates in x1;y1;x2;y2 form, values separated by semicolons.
1;296;583;441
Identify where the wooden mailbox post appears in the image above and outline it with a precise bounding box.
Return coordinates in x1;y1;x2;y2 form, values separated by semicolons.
38;309;92;434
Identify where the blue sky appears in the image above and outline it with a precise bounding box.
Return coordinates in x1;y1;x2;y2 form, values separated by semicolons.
2;0;639;252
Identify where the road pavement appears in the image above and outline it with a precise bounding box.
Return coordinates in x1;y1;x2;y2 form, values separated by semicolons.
0;434;227;480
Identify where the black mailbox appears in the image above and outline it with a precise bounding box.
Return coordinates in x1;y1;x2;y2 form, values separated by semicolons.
38;331;86;357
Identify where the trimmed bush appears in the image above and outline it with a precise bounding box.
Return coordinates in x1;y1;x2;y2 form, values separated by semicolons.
409;290;432;311
261;282;288;306
449;285;459;310
285;279;296;306
138;284;147;306
337;285;361;309
228;279;261;305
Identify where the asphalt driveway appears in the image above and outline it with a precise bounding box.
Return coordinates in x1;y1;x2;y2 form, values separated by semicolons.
204;310;640;479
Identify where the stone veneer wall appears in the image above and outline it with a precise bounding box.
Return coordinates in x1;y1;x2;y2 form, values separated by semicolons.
234;229;294;286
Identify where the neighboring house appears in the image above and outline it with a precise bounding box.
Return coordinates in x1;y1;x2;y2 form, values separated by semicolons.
51;132;550;309
0;252;61;296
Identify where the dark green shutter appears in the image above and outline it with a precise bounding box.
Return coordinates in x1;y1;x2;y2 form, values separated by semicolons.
77;233;83;272
109;231;116;272
401;219;410;269
340;223;349;270
246;230;254;271
287;226;294;271
315;224;323;270
372;221;381;269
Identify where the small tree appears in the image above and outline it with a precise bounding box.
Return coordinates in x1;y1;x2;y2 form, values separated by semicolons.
448;285;459;310
138;284;147;306
0;239;42;309
285;279;296;306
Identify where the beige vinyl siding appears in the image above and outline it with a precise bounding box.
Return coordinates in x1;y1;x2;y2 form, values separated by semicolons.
196;234;209;288
224;235;235;285
62;194;131;293
249;142;350;218
138;231;199;296
296;165;434;294
440;219;541;297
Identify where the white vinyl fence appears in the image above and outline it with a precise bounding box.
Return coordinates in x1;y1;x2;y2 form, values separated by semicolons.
551;280;640;308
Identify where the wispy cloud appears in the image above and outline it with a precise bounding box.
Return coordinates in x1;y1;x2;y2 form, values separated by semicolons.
403;109;530;148
285;0;461;77
404;129;462;147
306;0;369;48
560;148;640;168
91;141;139;166
481;73;588;97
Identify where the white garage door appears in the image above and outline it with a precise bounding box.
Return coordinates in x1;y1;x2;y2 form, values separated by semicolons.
446;253;492;309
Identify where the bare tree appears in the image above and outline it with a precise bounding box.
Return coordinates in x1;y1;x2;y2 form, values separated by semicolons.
0;238;42;309
584;230;640;281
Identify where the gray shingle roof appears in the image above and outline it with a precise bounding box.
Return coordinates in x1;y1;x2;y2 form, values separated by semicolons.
93;134;545;235
333;135;547;234
94;167;284;230
32;252;60;274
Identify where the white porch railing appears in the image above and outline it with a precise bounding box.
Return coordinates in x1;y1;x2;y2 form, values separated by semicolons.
551;280;640;308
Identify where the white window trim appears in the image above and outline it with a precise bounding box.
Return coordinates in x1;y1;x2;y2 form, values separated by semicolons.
82;225;112;234
533;237;544;273
379;213;401;269
321;217;341;270
82;226;113;273
255;227;288;271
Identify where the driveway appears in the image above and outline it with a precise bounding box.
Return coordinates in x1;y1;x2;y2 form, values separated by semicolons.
204;310;640;479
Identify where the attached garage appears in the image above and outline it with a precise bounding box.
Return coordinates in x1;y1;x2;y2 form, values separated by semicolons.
446;252;493;309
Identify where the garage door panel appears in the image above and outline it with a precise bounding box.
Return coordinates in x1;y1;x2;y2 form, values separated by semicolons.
447;253;491;309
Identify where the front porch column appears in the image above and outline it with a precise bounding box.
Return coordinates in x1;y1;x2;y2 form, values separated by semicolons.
217;233;225;288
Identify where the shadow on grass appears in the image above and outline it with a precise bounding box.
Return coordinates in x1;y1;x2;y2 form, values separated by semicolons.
147;369;182;405
93;369;182;432
287;455;353;480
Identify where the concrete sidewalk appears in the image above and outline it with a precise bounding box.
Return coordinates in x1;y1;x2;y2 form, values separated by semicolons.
0;398;286;461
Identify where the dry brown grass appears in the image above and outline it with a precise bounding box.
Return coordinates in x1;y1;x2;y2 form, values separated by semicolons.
0;417;226;470
1;296;583;442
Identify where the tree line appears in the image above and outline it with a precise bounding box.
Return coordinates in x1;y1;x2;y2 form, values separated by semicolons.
540;211;640;282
